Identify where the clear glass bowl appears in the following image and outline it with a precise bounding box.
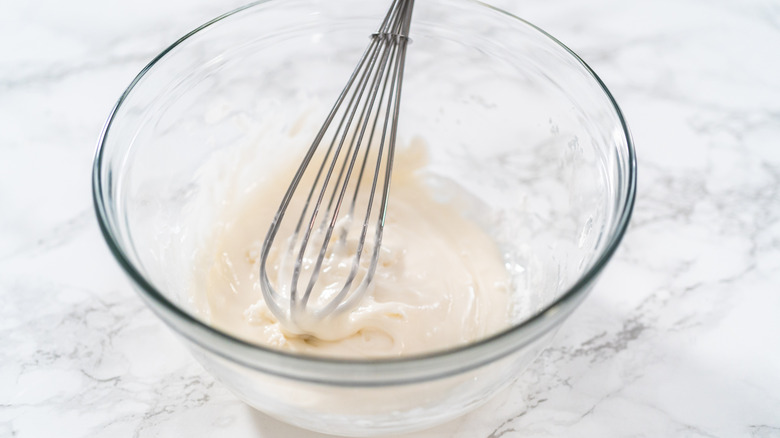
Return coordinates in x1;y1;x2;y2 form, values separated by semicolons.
92;0;636;435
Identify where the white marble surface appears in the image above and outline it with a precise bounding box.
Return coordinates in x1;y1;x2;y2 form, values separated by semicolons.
2;0;780;436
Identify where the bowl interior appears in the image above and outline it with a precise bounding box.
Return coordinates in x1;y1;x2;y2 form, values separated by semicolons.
96;0;633;362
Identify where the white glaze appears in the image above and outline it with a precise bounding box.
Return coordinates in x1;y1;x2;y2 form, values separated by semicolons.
197;141;511;357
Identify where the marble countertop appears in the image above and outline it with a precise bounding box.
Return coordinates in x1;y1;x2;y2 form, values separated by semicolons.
2;0;779;436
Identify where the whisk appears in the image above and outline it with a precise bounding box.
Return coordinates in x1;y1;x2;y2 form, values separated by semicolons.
258;0;415;331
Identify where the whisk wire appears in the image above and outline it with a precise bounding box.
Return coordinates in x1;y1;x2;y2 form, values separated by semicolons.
307;38;404;316
298;31;406;309
259;0;414;328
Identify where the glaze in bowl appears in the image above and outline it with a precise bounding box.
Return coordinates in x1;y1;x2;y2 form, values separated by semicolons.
92;0;636;434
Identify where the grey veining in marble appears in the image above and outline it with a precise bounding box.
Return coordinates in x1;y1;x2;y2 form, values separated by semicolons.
2;0;779;437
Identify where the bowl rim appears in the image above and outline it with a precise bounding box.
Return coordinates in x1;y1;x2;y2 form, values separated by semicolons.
92;0;637;385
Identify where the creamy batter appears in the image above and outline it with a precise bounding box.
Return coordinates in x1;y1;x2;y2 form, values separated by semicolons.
197;140;511;358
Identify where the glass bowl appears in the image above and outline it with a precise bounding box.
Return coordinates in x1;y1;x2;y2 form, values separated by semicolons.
92;0;636;435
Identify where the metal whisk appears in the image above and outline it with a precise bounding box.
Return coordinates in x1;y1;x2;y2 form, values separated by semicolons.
259;0;415;331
